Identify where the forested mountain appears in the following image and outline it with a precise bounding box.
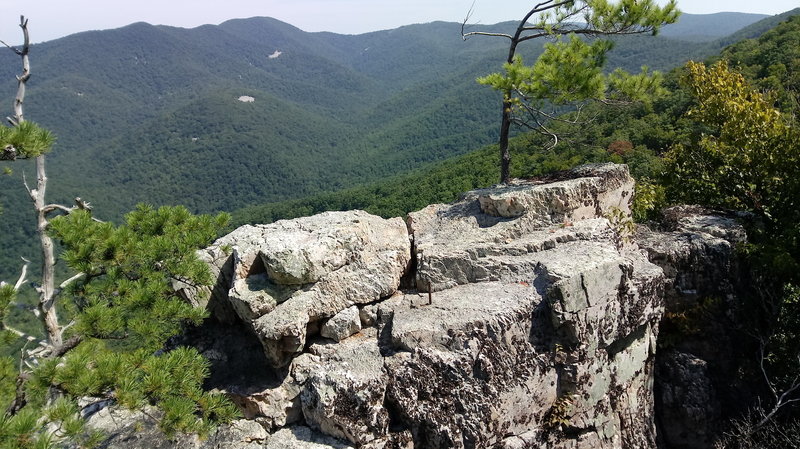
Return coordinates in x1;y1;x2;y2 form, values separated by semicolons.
231;11;800;230
658;11;767;42
0;11;789;278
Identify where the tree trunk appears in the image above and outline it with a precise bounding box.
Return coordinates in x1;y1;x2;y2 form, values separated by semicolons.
499;96;513;184
33;156;62;347
498;26;521;185
11;16;62;348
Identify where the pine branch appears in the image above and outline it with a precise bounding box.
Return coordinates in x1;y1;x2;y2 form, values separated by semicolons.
51;335;83;358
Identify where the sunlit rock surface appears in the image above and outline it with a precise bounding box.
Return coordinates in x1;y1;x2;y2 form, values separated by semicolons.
103;164;735;449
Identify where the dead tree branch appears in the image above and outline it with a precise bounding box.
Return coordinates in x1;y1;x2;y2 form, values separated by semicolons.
5;16;63;349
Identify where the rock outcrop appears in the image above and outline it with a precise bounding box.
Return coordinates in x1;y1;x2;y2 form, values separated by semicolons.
100;164;740;448
637;206;750;449
174;163;664;449
197;210;411;368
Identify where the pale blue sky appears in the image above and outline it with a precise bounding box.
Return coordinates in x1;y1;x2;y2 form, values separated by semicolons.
1;0;798;43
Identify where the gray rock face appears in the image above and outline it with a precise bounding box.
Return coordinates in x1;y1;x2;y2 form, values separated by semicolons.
264;426;355;449
320;306;362;341
476;163;634;221
656;351;720;449
300;330;388;445
87;408;268;449
198;210;411;368
409;163;635;292
637;205;746;310
229;381;302;430
158;164;672;449
638;206;749;449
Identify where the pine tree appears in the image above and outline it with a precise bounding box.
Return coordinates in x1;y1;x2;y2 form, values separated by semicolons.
463;0;680;183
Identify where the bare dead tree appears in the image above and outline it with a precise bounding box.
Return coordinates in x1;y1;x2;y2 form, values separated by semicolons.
2;16;97;355
2;16;63;348
754;337;800;430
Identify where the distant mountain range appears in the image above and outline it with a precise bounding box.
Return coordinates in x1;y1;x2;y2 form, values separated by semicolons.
659;11;768;41
0;8;797;278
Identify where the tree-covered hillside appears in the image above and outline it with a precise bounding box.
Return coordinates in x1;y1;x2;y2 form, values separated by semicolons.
0;12;787;279
231;12;800;231
658;11;767;42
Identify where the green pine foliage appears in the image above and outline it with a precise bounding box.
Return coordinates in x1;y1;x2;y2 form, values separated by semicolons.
0;205;238;447
49;206;226;349
0;122;55;159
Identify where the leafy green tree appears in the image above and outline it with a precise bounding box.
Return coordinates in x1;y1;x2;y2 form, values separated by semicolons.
665;60;799;227
666;59;800;439
719;15;800;115
463;0;679;183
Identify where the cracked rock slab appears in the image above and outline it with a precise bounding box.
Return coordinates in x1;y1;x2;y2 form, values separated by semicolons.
299;329;389;446
197;211;411;368
409;164;634;292
320;306;362;342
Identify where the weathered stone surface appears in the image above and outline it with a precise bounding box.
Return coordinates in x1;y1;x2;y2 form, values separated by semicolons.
300;329;388;445
377;262;662;448
205;420;270;449
229;381;302;430
320;306;361;341
180;164;669;449
409;163;634;292
360;165;661;448
87;407;268;449
263;426;354;449
380;283;557;448
656;351;720;449
87;407;190;449
476;163;634;220
638;206;749;449
198;211;411;368
637;205;746;309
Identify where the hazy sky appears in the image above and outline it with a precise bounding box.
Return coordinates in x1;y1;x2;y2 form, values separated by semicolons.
1;0;798;43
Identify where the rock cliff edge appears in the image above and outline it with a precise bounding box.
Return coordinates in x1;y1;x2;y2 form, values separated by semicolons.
92;164;738;449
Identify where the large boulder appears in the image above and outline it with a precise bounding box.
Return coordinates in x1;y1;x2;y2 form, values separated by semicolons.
198;210;411;368
86;408;269;449
263;426;355;449
365;164;665;448
259;164;661;448
655;351;721;449
299;329;388;446
409;163;635;292
636;205;746;311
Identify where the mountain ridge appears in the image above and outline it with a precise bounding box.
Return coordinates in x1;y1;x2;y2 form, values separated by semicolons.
0;10;793;278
